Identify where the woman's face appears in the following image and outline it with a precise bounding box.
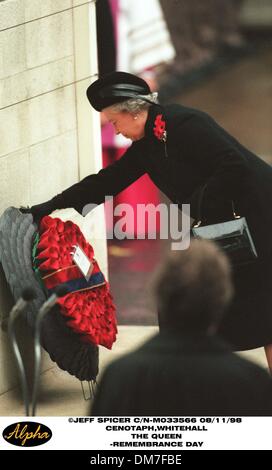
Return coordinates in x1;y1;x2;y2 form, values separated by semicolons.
102;108;148;141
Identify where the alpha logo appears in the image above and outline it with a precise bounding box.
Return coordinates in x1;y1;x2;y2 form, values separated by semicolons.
3;421;52;447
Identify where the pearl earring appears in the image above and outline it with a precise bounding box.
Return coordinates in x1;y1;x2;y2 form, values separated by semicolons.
134;115;138;120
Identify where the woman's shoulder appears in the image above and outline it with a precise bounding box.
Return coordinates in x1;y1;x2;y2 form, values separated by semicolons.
163;103;212;126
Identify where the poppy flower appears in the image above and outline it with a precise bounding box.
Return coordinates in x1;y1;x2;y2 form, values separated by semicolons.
153;114;167;142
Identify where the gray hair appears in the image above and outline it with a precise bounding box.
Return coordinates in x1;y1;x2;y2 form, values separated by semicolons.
109;92;159;114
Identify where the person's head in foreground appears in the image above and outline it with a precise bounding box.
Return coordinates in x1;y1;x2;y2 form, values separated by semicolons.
153;239;234;336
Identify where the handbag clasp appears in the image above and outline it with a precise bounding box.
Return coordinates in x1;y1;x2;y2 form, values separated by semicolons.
193;220;202;228
232;201;241;219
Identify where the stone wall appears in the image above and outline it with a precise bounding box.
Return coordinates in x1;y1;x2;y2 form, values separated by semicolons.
0;0;107;397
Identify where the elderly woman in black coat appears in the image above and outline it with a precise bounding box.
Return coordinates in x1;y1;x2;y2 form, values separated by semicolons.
27;71;272;370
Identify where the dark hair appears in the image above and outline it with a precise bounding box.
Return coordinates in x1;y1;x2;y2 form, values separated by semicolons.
152;240;234;333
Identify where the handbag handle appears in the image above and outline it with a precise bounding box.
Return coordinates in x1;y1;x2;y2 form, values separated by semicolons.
193;184;241;228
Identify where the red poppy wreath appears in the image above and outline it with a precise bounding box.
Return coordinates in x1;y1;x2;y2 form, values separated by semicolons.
32;216;117;349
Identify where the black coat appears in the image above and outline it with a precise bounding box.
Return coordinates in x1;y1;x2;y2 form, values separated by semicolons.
39;104;272;350
91;332;272;416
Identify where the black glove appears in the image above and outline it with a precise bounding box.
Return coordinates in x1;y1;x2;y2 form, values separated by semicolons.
20;194;66;225
19;206;32;214
19;204;48;225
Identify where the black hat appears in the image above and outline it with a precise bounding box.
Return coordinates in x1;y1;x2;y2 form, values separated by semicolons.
86;71;151;111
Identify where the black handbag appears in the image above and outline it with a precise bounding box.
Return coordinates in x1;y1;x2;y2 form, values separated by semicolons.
191;185;258;265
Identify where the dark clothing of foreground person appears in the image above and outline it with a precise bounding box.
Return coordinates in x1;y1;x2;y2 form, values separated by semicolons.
91;331;272;416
